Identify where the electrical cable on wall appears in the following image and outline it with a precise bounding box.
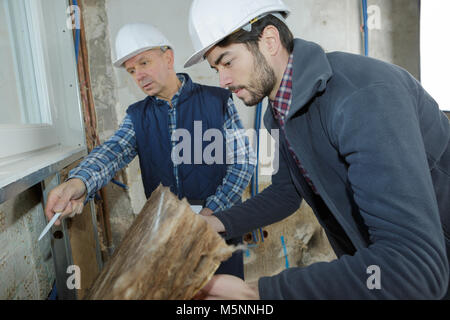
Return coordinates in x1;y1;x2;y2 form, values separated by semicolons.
249;102;264;245
281;235;289;269
73;0;80;62
72;1;128;193
245;101;264;258
361;0;369;56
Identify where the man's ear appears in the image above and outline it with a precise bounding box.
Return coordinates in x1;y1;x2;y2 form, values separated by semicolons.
164;49;175;69
259;25;282;57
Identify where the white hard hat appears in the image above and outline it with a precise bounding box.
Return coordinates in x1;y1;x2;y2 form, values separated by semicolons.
184;0;290;68
113;23;172;68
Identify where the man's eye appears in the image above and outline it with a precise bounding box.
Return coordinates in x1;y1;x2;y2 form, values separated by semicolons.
224;60;232;67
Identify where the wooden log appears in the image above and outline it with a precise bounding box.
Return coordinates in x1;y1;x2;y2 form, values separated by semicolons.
84;185;234;300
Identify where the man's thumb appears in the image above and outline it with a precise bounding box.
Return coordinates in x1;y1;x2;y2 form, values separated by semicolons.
53;196;71;212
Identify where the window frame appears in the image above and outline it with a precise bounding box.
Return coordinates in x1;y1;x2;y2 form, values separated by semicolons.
0;0;86;203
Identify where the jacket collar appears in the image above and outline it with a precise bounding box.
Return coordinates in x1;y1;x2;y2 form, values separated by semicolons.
286;38;333;121
177;73;194;104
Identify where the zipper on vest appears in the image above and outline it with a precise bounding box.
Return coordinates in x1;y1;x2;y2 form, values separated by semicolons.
168;100;180;196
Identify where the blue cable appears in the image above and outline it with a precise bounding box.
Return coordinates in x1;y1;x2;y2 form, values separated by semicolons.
249;102;264;244
73;1;80;61
362;0;369;56
71;1;129;193
111;179;129;190
73;0;80;63
281;236;289;269
48;281;57;300
255;102;264;242
252;230;259;243
255;102;261;194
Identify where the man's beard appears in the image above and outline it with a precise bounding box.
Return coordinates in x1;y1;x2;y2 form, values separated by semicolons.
230;48;276;106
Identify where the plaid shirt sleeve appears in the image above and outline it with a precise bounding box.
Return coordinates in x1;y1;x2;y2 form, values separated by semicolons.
205;98;257;212
68;114;138;200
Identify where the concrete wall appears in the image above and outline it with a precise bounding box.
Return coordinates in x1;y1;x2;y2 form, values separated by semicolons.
0;185;54;299
80;0;138;250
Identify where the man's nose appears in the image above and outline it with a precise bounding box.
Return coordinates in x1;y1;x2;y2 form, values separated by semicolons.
219;70;232;89
135;67;146;82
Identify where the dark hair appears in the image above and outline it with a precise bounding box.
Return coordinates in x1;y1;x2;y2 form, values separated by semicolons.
217;14;294;54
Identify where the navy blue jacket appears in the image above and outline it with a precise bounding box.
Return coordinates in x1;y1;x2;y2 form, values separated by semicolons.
215;39;450;299
126;74;230;201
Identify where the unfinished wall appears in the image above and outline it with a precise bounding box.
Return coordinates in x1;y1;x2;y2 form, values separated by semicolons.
287;0;420;79
80;0;139;249
0;185;54;299
369;0;420;80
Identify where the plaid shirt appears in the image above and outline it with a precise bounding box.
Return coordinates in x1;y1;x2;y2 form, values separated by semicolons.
70;74;256;212
271;54;319;195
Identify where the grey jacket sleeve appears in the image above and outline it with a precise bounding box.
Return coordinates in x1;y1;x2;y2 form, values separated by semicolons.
259;84;449;299
214;149;302;240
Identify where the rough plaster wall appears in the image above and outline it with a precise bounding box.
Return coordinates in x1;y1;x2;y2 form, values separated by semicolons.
287;0;419;78
81;0;140;248
287;0;362;54
0;185;54;299
368;0;420;80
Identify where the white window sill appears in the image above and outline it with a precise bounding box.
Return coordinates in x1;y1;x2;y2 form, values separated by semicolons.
0;145;87;204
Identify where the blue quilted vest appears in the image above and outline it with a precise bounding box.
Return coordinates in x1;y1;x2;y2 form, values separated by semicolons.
126;73;231;201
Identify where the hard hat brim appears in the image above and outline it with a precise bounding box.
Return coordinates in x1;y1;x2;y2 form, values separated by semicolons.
184;42;218;68
113;46;169;68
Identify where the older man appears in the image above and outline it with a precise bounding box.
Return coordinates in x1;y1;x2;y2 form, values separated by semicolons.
44;23;256;279
186;0;450;299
